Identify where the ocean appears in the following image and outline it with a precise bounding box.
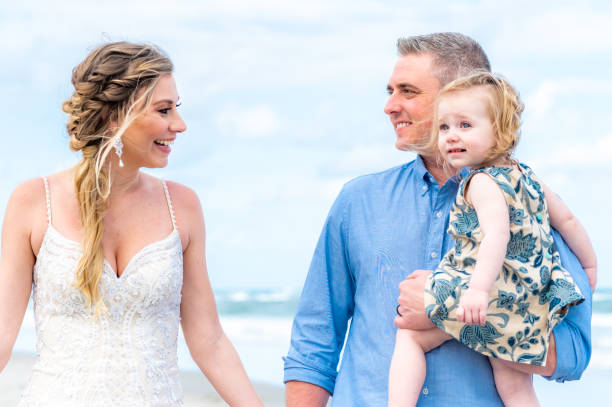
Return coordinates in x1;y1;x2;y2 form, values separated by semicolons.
13;286;612;388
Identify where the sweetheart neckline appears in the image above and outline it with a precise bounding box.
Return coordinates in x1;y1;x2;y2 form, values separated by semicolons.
40;224;181;280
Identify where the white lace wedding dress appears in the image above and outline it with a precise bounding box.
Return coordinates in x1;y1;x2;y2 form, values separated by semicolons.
19;178;184;406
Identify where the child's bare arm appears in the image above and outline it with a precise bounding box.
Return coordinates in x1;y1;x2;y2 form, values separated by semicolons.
460;173;510;325
542;183;597;291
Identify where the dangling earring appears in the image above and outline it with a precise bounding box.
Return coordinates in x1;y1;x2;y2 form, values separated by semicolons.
114;138;124;167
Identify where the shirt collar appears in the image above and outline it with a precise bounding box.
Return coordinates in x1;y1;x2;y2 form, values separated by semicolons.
415;155;436;195
414;155;429;179
415;155;465;195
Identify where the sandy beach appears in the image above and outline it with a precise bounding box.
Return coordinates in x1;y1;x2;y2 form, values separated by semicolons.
3;350;611;405
0;352;284;406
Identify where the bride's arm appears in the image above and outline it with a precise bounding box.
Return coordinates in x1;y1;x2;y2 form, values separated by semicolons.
0;181;38;372
172;183;263;407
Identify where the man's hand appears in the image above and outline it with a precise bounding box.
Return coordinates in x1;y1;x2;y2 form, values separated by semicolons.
456;288;489;326
394;269;435;330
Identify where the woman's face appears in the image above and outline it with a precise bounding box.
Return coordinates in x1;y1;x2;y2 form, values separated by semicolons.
121;74;186;169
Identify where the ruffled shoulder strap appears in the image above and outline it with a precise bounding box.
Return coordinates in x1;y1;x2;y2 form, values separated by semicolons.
161;180;178;231
42;177;52;226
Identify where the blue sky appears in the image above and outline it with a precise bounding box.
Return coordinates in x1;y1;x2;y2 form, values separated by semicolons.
1;0;610;289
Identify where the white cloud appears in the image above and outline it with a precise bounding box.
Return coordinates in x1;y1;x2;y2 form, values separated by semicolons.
526;79;612;117
525;82;560;117
214;105;281;138
326;143;415;175
491;5;612;56
527;133;612;171
2;0;612;289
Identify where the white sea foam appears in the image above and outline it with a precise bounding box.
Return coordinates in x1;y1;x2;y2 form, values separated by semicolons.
228;291;250;302
175;316;292;384
593;312;612;328
253;288;296;302
14;300;612;384
593;291;612;301
218;287;299;305
590;347;612;369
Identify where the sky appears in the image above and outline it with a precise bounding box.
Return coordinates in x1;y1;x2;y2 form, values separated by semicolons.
0;0;610;289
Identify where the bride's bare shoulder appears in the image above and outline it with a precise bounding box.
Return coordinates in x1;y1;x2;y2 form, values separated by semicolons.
6;168;73;217
5;177;49;237
7;170;75;224
161;180;204;240
8;174;59;209
163;180;202;214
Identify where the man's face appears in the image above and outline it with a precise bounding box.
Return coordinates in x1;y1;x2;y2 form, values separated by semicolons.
384;53;441;151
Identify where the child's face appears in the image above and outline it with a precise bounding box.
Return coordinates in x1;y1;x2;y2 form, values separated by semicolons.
437;87;496;169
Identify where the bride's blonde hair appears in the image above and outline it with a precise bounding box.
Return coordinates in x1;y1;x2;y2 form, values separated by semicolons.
62;42;173;312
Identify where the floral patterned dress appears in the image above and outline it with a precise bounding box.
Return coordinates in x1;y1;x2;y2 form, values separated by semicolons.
424;163;584;366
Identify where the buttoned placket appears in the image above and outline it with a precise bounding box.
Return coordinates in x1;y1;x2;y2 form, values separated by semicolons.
422;177;448;270
419;175;457;402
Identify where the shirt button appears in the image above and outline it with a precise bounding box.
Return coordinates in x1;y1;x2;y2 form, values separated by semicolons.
422;387;429;395
422;185;427;191
430;252;438;259
436;211;442;218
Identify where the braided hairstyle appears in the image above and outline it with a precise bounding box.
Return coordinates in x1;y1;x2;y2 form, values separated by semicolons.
62;42;173;312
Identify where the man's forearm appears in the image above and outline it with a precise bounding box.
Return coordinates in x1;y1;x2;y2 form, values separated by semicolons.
286;381;331;407
396;270;559;377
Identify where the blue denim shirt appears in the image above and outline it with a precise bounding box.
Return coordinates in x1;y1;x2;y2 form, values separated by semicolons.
284;156;592;406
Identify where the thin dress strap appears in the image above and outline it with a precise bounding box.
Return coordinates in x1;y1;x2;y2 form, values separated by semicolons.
42;177;52;226
161;180;178;231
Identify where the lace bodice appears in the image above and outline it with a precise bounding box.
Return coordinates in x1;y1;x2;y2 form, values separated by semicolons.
19;179;184;406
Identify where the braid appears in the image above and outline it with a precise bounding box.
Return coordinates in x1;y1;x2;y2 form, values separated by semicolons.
62;42;173;312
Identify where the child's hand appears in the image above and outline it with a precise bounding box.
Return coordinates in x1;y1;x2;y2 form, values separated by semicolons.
456;288;489;326
585;266;597;292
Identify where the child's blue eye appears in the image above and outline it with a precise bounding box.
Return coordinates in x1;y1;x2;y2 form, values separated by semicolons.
440;124;449;131
460;121;471;128
158;108;170;114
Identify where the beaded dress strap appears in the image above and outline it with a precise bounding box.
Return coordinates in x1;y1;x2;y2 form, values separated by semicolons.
161;180;178;231
42;177;52;226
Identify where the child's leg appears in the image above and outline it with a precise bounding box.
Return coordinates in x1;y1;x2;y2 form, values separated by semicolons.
388;328;451;407
489;357;540;407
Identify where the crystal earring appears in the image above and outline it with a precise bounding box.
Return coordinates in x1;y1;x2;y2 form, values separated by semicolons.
114;138;124;167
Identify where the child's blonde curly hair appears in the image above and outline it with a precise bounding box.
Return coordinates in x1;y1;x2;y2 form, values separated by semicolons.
430;71;525;169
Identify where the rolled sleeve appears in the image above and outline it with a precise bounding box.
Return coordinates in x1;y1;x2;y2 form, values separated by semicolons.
283;355;336;394
283;187;355;394
547;228;592;382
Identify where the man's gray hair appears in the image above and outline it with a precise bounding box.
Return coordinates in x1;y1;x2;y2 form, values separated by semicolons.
397;32;490;86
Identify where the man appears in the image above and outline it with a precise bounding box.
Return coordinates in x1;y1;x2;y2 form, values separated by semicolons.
284;33;592;406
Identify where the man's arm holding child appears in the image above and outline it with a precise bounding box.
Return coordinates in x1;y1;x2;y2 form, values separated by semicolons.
396;246;592;380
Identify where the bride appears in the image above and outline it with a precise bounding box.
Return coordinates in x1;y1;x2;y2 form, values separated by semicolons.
0;42;263;406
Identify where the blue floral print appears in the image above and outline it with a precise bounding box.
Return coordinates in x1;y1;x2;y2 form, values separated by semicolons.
424;164;584;365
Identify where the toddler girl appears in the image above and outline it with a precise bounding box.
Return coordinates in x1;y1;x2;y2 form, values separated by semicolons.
388;71;597;407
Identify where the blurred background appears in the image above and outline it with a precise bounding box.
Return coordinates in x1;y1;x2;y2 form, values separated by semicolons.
1;0;610;404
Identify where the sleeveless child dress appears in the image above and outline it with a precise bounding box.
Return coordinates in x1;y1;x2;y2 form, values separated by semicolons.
423;163;584;366
19;178;184;406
